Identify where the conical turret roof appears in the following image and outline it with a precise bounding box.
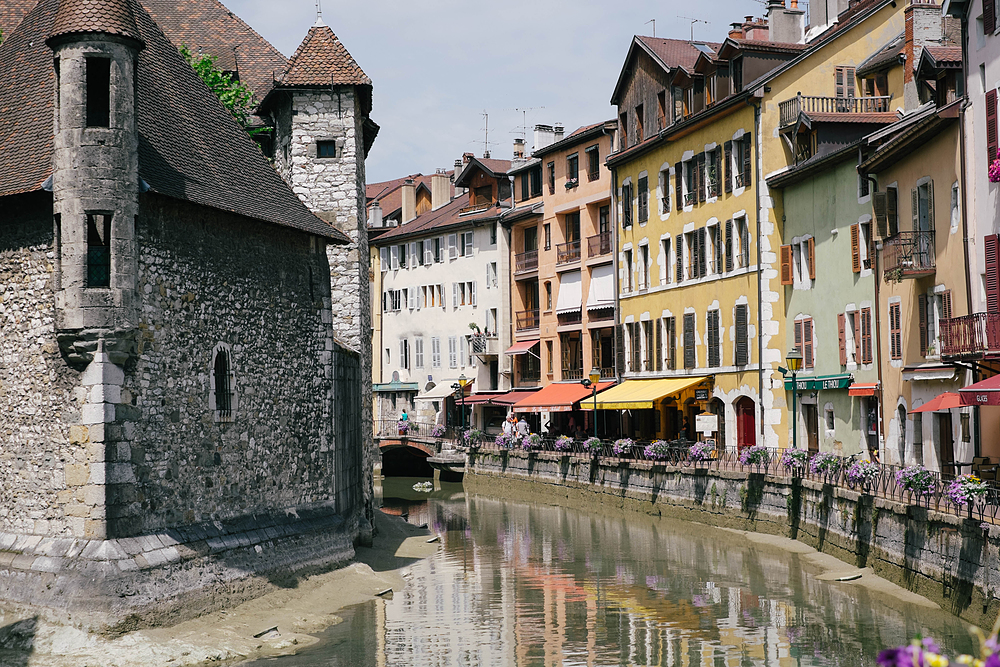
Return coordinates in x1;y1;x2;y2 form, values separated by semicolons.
48;0;143;46
280;22;370;88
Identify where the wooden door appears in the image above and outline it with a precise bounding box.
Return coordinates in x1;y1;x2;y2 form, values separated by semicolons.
805;404;819;454
938;412;955;477
736;397;755;450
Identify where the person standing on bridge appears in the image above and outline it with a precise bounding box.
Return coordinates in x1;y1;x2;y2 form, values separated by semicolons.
400;408;409;423
516;416;530;438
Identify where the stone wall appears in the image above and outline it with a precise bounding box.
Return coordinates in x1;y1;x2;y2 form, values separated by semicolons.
467;451;1000;628
113;193;339;536
0;192;85;537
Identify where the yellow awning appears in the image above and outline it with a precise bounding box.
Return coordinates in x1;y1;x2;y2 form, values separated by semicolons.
586;377;707;410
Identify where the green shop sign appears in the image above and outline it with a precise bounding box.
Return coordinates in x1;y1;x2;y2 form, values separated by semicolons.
783;374;853;392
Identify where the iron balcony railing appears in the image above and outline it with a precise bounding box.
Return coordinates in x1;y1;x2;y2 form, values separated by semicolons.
374;420;449;440
516;309;540;331
587;231;612;257
778;94;892;127
515;250;538;274
941;312;1000;358
881;231;935;279
470;334;499;355
556;240;581;264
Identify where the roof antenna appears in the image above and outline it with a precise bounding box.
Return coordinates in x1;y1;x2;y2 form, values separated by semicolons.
314;0;326;27
678;16;709;41
645;19;655;38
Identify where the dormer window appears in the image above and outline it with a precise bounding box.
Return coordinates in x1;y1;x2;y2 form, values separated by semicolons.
85;57;111;128
732;56;743;93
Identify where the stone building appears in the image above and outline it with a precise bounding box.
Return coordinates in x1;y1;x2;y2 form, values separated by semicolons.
0;0;368;629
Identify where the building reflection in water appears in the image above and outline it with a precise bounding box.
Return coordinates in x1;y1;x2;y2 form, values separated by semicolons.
253;478;975;667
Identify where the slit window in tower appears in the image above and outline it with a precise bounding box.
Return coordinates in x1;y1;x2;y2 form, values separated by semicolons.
85;57;111;128
86;213;111;287
214;349;232;418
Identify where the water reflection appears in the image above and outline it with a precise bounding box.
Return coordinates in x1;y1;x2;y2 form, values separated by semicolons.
251;477;975;666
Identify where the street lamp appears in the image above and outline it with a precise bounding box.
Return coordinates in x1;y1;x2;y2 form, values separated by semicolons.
780;348;803;451
580;367;602;439
451;374;470;430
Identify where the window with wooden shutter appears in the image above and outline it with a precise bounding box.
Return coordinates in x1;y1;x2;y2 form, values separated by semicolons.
887;187;898;236
714;226;723;274
803;317;814;368
861;308;872;364
918;294;928;357
698;227;708;277
852;311;861;364
707;310;720;367
926;180;935;230
684;313;696;369
675;162;683;210
794;318;803;355
724;141;733;193
989;89;999;167
725;220;734;272
838;313;847;365
835;66;856;99
942;290;953;320
677;237;686;283
850;224;861;273
780;245;793;285
667;317;677;370
697;153;706;203
807;237;816;280
742;135;752;188
655;319;663;372
987;0;997;37
988;235;1000;313
890;302;902;360
873;192;888;237
621;182;632;228
735;304;748;366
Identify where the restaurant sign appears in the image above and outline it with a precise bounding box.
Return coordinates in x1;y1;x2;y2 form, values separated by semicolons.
783;374;853;392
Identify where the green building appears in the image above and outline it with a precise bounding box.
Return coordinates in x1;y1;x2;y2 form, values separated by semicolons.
768;146;882;457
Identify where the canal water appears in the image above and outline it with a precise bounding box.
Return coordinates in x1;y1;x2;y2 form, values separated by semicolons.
247;477;976;666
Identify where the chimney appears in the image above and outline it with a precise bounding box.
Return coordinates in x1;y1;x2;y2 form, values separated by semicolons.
553;125;565;142
533;124;555;152
368;201;383;228
431;169;450;211
904;0;944;110
513;137;525;159
744;16;769;40
767;0;806;44
462;152;474;164
729;22;745;38
401;178;417;224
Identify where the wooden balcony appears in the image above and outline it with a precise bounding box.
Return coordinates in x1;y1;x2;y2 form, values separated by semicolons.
562;368;584;381
516;309;540;331
882;231;935;279
778;94;892;128
556;240;581;265
515;250;538;274
941;313;1000;359
588;231;612;257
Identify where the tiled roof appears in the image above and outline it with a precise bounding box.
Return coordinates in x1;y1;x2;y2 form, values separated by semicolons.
140;0;289;106
372;196;503;244
280;22;370;87
730;38;806;53
635;36;707;71
477;158;513;176
528;120;612;160
924;46;962;67
367;172;455;217
857;32;904;75
0;0;347;242
48;0;141;44
805;111;899;124
0;1;37;38
367;174;422;203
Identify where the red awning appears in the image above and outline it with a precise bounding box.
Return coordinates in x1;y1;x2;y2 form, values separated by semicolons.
505;340;540;355
848;382;879;397
513;381;616;413
463;390;541;406
960;375;1000;406
912;392;963;413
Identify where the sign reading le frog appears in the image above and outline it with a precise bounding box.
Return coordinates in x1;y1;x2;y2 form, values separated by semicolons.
782;374;853;392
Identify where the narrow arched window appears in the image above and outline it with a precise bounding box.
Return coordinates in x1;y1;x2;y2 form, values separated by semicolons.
210;343;236;421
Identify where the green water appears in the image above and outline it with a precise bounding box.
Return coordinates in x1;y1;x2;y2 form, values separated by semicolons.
245;477;976;666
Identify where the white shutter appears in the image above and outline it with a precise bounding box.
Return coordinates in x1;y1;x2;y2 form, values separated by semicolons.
399;340;406;369
409;242;417;267
460;337;467;368
432;337;441;367
379;247;389;272
424;244;434;265
449;337;458;368
390;246;399;270
449;234;458;259
437;237;445;262
463;232;473;256
452;283;459;308
486;264;492;289
471;281;478;307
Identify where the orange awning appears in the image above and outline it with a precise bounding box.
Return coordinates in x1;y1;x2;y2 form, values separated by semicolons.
513;381;616;413
911;392;962;413
848;382;879;397
505;340;540;355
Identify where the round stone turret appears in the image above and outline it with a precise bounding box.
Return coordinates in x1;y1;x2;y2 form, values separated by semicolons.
47;0;144;357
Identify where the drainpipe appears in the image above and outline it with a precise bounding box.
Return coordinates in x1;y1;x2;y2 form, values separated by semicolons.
869;173;886;462
750;96;764;442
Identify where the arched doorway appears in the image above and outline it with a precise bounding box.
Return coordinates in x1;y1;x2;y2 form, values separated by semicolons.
735;397;756;450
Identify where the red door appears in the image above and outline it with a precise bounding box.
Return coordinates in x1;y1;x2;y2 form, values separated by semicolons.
736;397;756;450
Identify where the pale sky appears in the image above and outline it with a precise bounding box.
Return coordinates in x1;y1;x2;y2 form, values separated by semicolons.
225;0;769;183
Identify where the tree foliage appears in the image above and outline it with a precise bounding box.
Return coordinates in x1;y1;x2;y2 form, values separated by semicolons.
179;44;264;135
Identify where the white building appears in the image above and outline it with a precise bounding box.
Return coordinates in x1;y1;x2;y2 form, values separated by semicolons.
372;156;515;431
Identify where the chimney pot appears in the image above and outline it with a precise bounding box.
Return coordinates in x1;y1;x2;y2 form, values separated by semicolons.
401;178;417;224
431;171;450;211
462;152;474;164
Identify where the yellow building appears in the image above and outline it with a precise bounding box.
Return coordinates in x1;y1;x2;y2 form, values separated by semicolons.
604;1;910;450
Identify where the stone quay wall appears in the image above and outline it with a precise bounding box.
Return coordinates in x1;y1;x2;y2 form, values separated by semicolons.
467;449;1000;628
